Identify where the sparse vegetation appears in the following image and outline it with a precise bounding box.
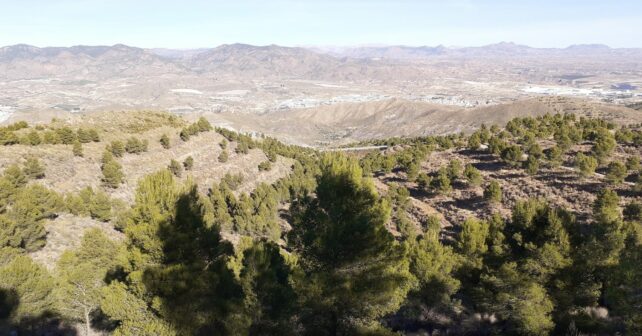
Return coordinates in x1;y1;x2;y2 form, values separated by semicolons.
168;159;182;177
124;137;148;154
484;180;502;203
218;150;229;163
258;160;272;171
183;156;194;170
160;133;170;149
180;117;212;141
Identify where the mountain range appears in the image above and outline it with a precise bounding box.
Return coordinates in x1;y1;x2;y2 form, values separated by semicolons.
2;42;642;80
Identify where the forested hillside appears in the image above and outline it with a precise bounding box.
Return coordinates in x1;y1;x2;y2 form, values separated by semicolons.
0;112;640;335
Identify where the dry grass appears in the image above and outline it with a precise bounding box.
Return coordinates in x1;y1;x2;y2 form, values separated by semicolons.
29;214;124;270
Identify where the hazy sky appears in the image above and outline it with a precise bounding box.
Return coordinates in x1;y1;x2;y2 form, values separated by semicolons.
1;0;640;48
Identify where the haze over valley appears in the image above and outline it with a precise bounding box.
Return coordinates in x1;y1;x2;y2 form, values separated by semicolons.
2;42;641;145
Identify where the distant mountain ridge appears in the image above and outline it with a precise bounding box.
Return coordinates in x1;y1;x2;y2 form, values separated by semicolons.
311;42;642;59
1;42;641;80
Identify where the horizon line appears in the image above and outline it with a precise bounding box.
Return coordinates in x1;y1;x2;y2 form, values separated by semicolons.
1;41;636;50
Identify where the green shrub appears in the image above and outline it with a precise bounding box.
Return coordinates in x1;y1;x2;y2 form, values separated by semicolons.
484;180;502;203
575;153;598;177
464;164;482;186
606;161;627;184
258;161;272;171
160;134;170;149
183;156;194;171
23;157;45;179
168;159;182;177
101;160;124;188
218;150;229;163
110;141;125;157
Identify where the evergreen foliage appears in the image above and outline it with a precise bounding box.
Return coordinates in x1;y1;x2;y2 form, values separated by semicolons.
484;180;502;203
101;157;124;189
22;157;45;179
575;153;598;177
218;150;229;163
168;159;183;177
183;156;194;171
463;163;482;186
289;153;414;334
160;133;170;149
605;161;627;184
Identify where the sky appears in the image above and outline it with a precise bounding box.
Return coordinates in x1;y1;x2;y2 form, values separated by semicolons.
1;0;640;48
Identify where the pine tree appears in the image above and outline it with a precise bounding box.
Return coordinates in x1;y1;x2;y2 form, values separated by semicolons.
57;127;76;144
232;240;297;334
258;161;272;171
27;130;42;146
626;156;640;171
88;128;100;142
482;263;556;335
235;141;250;154
4;185;63;251
0;256;55;322
3;164;27;189
160;133;170;149
464;164;482;186
218;150;229;163
55;229;118;335
592;128;616;163
76;128;92;143
457;217;489;269
110;140;125;157
125;137;147;154
102;171;243;334
575;153;598;177
545;146;563;168
468;132;481;150
183;156;194;171
431;167;452;194
42;130;60;144
64;193;89;217
289;153;414;333
101;160;124;189
0;178;16;213
588;189;626;267
484;180;502;203
168;159;182;177
265;149;278;163
501;145;523;167
196;117;213;132
605;161;627;184
416;172;431;191
408;232;461;307
89;190;112;222
524;155;539;175
23;157;45;179
447;159;463;179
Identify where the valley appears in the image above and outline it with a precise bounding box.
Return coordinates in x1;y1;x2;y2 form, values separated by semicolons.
1;43;641;147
